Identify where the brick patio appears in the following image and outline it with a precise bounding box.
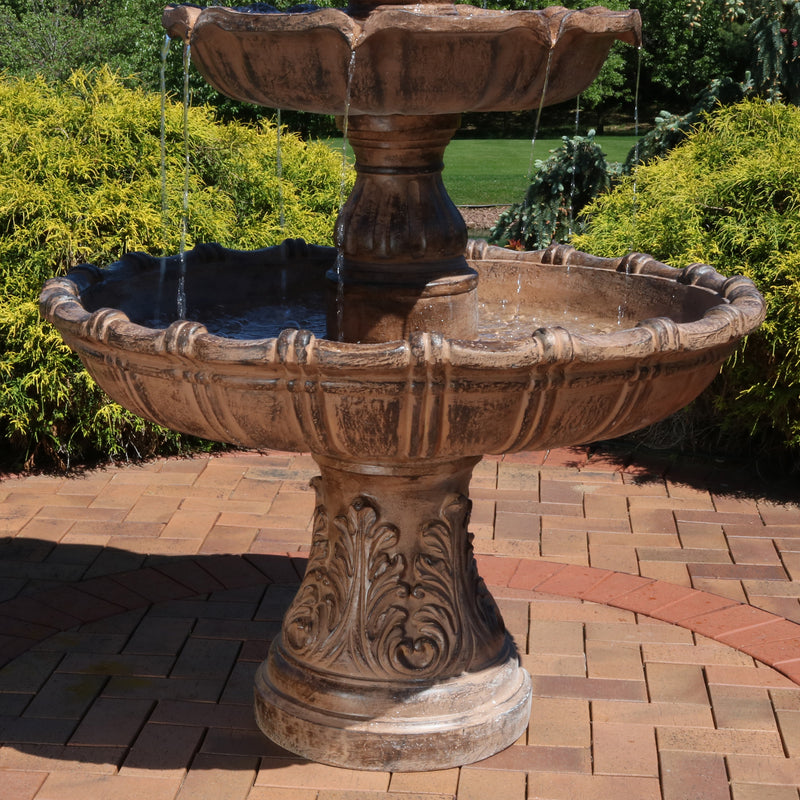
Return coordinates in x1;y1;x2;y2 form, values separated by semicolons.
1;446;799;799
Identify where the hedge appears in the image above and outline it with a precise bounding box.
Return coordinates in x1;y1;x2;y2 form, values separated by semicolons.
0;68;350;470
574;99;800;469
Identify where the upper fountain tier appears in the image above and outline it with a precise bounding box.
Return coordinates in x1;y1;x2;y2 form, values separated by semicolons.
162;3;641;116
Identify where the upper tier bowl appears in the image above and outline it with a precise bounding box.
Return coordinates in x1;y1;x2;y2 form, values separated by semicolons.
162;3;642;115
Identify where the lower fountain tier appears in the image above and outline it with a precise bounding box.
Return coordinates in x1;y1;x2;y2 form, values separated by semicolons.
39;240;766;461
254;454;530;770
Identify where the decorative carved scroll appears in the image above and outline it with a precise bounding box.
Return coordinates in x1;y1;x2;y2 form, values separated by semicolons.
281;479;506;680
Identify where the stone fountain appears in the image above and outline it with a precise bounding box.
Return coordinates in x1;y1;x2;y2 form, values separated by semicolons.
40;1;765;773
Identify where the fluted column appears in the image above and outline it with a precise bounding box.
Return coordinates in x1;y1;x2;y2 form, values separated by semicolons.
329;114;478;342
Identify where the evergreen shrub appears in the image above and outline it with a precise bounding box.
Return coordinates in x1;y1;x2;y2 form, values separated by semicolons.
489;131;613;250
489;77;755;253
574;99;800;468
0;68;350;471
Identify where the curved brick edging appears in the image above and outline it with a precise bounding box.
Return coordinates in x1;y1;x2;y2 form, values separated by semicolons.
479;556;800;685
3;553;800;685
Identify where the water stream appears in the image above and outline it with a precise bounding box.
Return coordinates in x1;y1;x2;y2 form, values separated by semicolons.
334;48;357;341
566;93;581;241
157;34;172;320
517;35;557;321
177;40;192;319
621;45;644;323
526;47;554;183
276;108;285;232
631;45;643;249
160;35;171;239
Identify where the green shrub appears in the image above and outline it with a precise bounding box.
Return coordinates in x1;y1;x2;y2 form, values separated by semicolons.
0;68;351;471
489;78;757;253
574;99;800;468
621;75;754;171
489;131;613;250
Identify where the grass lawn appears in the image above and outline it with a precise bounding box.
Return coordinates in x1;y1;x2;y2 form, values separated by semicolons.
323;136;638;206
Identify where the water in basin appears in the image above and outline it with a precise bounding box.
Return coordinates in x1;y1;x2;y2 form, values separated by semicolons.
123;254;712;342
158;299;623;340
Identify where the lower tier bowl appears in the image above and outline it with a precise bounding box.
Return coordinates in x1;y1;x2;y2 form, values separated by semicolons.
39;239;766;461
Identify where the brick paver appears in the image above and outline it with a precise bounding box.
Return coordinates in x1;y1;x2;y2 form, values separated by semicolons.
1;447;799;799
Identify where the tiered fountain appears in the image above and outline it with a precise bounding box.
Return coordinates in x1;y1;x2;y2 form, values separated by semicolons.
40;0;765;772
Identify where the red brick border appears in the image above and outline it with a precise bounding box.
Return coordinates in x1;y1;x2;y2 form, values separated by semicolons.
488;556;800;684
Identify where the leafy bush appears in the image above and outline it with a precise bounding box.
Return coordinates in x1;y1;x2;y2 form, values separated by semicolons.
0;68;350;471
622;75;754;170
574;99;800;468
489;77;757;253
489;132;613;250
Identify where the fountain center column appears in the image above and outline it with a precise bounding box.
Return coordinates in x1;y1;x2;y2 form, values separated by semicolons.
329;113;478;343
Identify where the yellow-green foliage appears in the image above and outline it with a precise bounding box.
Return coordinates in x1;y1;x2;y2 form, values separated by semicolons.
574;99;800;464
0;68;351;470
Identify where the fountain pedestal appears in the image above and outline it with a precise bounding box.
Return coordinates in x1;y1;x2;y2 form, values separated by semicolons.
254;454;531;770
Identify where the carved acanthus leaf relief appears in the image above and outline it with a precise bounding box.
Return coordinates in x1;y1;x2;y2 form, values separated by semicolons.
282;476;354;664
413;494;506;673
281;481;507;680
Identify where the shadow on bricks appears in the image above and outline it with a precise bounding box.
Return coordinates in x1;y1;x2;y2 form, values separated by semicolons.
0;541;315;771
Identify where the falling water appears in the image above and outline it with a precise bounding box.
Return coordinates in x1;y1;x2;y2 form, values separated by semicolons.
619;46;644;328
514;28;559;321
573;93;581;135
630;46;643;251
276;108;285;232
566;94;581;241
512;51;554;324
160;35;171;240
618;255;635;327
557;93;582;323
527;8;578;183
177;41;192;320
334;48;357;341
526;47;554;182
512;268;523;325
272;108;295;326
158;34;172;318
559;90;583;321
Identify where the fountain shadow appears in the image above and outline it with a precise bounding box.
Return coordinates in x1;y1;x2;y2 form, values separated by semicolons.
586;440;800;505
0;543;312;770
0;539;522;772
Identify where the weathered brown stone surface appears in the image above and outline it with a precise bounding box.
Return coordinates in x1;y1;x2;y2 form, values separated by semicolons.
40;238;764;768
162;3;641;115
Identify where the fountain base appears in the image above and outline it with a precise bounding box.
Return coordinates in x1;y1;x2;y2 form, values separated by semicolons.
254;646;530;771
253;454;531;770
